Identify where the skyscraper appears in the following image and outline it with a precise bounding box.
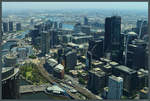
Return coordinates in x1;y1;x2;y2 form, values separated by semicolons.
88;39;104;60
9;21;13;32
16;23;21;31
104;17;111;52
41;31;50;55
54;22;57;29
84;17;88;25
86;51;92;70
59;22;63;29
104;16;124;63
49;29;58;48
3;22;8;33
64;50;77;69
107;75;123;99
127;39;147;70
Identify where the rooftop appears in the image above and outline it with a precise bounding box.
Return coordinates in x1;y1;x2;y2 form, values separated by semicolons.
109;75;123;82
115;65;136;74
54;64;64;72
90;68;105;77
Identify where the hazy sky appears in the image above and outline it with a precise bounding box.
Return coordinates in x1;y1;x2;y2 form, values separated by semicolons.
2;2;148;11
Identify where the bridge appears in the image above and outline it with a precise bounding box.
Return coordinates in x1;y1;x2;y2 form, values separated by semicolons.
20;83;51;94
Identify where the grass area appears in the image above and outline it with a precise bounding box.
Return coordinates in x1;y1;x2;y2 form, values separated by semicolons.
20;63;48;85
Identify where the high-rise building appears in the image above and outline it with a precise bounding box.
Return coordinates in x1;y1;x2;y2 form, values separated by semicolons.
64;51;77;69
3;22;8;33
107;75;123;99
86;51;92;70
54;22;57;29
112;65;137;96
2;67;20;99
104;17;111;52
88;39;104;60
16;23;21;31
9;21;13;32
104;16;124;63
30;19;34;25
136;20;148;39
41;31;50;55
81;25;90;34
74;23;81;33
136;20;142;35
127;39;147;70
84;17;88;25
87;69;106;94
59;22;63;29
49;29;58;48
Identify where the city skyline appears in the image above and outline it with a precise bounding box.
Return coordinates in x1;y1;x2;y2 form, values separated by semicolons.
2;2;148;11
2;2;149;100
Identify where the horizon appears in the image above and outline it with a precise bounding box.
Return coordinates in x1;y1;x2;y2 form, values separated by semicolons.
2;2;148;11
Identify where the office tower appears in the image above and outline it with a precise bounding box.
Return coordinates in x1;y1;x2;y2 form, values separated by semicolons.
2;67;20;99
74;22;81;33
88;39;104;60
112;65;137;96
16;23;21;31
136;20;148;39
137;69;148;90
54;21;57;29
140;21;148;39
59;22;63;28
84;17;88;25
72;35;93;44
49;29;58;48
64;51;77;69
9;21;13;32
127;39;146;70
87;69;106;94
3;22;8;33
136;20;142;35
86;51;92;70
30;19;34;25
81;25;90;34
41;31;50;55
104;17;111;52
104;16;124;63
107;75;123;99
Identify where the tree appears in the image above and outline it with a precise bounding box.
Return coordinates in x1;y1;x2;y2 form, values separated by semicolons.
29;55;36;59
78;77;86;85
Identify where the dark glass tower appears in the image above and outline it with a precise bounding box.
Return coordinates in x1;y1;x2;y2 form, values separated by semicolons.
84;17;88;25
3;22;8;33
104;16;124;63
9;21;13;32
16;23;21;31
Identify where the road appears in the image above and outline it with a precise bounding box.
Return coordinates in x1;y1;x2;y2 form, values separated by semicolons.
20;83;51;94
37;58;102;100
36;58;81;100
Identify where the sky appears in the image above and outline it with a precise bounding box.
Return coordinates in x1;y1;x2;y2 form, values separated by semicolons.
2;2;148;11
